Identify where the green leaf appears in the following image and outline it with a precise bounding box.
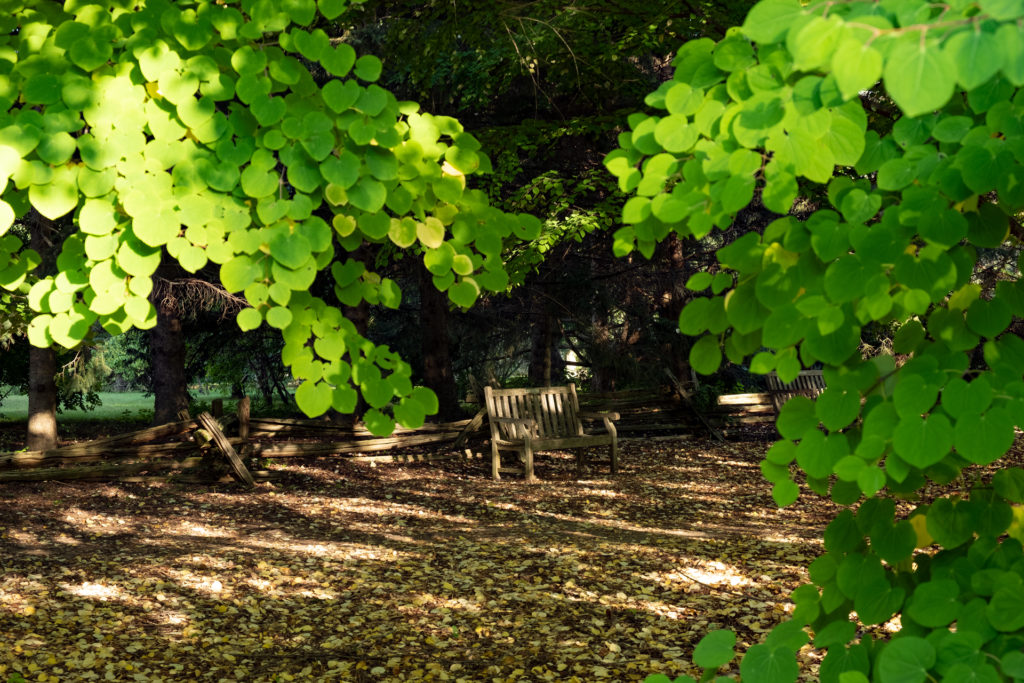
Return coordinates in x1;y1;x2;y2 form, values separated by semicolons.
993;468;1024;503
29;166;78;220
317;0;346;20
905;579;960;627
762;171;798;213
269;231;312;270
741;0;804;45
693;629;737;669
220;255;262;292
653;115;698;154
945;25;1003;91
772;479;800;507
854;578;905;626
776;396;818;440
927;497;974;548
966;297;1011;338
448;279;480;308
883;36;957;118
815;387;860;431
857;467;886;497
416;218;445;249
996;23;1024;85
665;83;703;116
394;397;426;429
892;413;953;468
980;0;1024;19
739;643;798;683
295;380;332;417
877;637;935;683
720;174;755;213
266;306;293;329
363;408;396;436
832;39;882;101
236;307;262;331
1001;651;1024;678
894;374;938;420
354;55;383;82
349;178;387;213
789;16;844;72
322;79;360;112
955;408;1015;465
987;586;1024;631
689;334;722;375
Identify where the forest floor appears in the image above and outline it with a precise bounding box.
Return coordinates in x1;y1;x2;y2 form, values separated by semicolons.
0;432;938;682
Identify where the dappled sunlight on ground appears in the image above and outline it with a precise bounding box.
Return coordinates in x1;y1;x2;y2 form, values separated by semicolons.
0;436;836;682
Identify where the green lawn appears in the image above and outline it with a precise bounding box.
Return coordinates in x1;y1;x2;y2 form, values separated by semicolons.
0;390;237;422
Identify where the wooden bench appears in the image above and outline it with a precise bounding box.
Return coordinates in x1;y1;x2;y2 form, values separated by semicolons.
765;369;826;410
483;383;619;482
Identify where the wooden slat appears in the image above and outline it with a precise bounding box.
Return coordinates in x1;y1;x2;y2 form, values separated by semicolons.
197;412;254;488
453;407;487;449
717;393;774;405
542;393;557;437
255;431;462;457
0;459;194;482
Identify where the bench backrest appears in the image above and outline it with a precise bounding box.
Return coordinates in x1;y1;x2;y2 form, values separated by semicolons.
765;369;826;409
484;384;584;440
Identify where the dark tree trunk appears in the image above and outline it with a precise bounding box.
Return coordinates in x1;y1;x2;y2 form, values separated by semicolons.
27;210;58;450
654;235;693;386
149;285;189;424
528;288;563;387
419;264;459;420
589;310;617;393
27;346;58;451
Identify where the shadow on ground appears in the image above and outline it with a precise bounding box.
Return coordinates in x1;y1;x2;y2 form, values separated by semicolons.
0;437;837;682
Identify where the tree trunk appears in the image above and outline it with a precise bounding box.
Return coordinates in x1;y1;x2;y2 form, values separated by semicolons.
655;235;692;386
27;346;58;451
26;209;58;450
419;264;459;420
528;288;562;386
589;309;617;393
149;285;189;425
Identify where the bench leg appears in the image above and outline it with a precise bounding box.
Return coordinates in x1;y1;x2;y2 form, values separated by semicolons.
491;442;501;481
607;419;618;474
523;442;537;484
575;449;585;478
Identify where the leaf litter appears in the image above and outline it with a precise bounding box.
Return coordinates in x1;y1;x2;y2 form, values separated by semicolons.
0;437;841;682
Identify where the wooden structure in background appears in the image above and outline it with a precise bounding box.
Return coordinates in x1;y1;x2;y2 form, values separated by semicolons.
484;384;618;483
197;411;254;488
765;370;827;410
0;377;802;484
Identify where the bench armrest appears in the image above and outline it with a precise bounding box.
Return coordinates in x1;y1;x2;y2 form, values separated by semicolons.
579;410;620;422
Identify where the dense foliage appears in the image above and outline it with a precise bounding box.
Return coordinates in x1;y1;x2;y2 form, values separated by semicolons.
0;0;547;433
609;0;1024;681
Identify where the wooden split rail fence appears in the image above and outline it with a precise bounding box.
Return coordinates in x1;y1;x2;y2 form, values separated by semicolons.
0;371;826;484
0;399;477;484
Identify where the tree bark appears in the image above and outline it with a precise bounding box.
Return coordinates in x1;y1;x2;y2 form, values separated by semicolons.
528;287;563;387
654;235;692;386
149;284;189;425
419;264;460;420
26;210;58;451
589;309;617;393
27;346;58;451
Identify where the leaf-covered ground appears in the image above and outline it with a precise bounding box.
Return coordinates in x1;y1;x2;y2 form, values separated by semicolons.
0;436;841;682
